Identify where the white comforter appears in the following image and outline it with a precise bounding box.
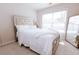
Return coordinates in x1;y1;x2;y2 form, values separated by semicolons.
17;27;59;55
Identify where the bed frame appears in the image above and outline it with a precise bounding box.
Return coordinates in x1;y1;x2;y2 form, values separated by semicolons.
13;15;60;55
52;35;60;54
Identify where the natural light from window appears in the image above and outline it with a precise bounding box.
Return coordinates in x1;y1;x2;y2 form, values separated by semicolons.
42;11;67;33
42;11;67;40
42;13;53;29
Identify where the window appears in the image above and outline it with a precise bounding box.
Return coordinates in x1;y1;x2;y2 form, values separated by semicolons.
42;13;53;29
42;11;67;32
52;11;67;32
42;11;67;40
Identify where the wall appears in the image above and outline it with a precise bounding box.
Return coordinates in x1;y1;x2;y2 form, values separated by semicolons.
0;3;36;45
37;3;79;40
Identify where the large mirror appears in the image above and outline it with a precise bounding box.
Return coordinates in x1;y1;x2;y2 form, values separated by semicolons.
66;15;79;48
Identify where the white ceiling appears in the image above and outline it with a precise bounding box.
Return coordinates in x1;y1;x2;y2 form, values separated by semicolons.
23;3;57;10
0;3;57;10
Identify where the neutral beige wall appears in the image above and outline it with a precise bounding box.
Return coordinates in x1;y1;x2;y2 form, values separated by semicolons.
0;4;36;45
37;3;79;40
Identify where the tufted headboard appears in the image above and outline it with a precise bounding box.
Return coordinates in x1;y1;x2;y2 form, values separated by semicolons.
13;15;36;41
14;15;34;26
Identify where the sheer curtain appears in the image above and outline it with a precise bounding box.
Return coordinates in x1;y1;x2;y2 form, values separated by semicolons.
42;11;67;40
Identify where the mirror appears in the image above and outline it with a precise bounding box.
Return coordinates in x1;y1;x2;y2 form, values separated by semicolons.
66;15;79;48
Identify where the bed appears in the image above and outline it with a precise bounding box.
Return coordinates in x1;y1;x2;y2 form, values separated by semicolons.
14;15;60;55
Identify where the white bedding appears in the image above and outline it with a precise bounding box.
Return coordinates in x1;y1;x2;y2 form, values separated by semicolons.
16;26;59;55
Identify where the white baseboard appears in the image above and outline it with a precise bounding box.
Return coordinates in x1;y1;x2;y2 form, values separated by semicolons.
0;40;16;47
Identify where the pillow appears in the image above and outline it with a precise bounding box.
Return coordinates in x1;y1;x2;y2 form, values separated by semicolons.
15;25;37;33
16;25;36;30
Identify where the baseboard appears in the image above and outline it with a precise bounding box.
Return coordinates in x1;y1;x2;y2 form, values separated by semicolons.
0;40;16;47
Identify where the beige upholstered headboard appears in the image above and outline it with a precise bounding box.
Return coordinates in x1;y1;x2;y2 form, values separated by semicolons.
13;15;35;41
14;15;34;26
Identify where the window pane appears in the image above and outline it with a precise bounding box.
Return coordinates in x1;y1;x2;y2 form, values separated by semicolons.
42;13;53;28
42;11;67;40
53;11;67;23
42;11;67;30
52;11;67;32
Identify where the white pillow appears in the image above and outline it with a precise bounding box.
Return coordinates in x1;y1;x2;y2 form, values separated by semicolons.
16;25;36;30
15;25;37;33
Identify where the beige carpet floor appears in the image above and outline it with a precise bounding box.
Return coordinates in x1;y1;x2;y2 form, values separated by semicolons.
56;41;79;55
0;42;38;55
0;41;79;55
